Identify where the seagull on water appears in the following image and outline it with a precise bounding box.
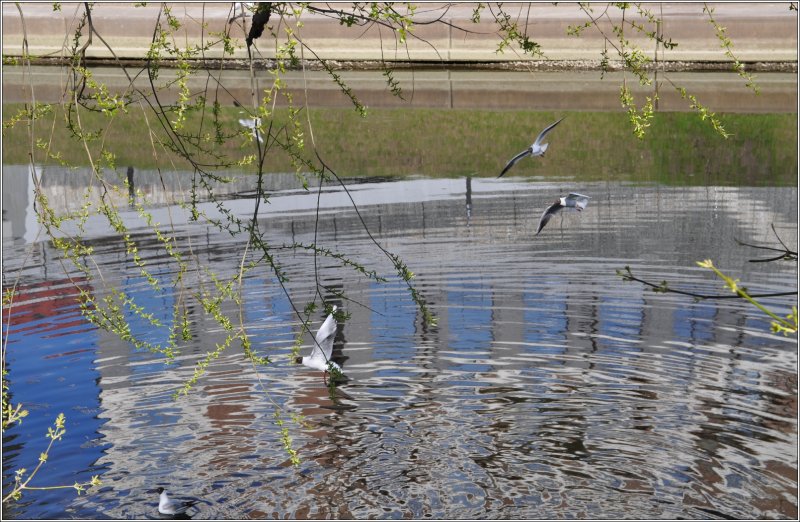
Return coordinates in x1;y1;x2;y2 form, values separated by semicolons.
536;192;590;235
498;117;565;178
150;487;199;516
295;305;342;382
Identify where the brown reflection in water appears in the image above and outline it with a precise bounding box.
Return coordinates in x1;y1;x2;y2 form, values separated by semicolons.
287;383;359;519
762;369;797;436
204;382;256;424
185;379;261;490
685;364;798;518
470;414;542;513
752;369;798;519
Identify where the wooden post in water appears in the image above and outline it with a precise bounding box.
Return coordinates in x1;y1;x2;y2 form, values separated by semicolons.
126;166;135;202
465;174;473;227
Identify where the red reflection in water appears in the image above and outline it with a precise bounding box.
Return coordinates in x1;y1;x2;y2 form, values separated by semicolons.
3;277;93;338
42;348;95;359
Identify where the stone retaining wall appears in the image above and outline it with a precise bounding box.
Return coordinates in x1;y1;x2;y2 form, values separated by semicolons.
2;3;797;64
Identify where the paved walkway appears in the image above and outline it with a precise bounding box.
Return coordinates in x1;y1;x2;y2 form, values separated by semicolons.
2;2;797;64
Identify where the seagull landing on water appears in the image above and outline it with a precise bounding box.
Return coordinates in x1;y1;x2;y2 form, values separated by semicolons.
150;487;199;517
498;117;565;178
536;192;591;235
295;306;342;382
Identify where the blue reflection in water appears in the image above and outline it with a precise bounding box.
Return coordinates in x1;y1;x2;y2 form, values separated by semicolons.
370;281;416;377
123;275;175;367
447;281;493;373
2;278;107;514
674;301;717;344
744;315;786;347
523;285;568;348
244;275;297;352
598;295;644;347
596;295;644;382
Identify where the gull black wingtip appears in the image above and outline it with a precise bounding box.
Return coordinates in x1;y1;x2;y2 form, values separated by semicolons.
500;118;564;177
534;193;590;235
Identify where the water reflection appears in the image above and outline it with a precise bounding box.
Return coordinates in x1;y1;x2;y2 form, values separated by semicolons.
2;166;797;519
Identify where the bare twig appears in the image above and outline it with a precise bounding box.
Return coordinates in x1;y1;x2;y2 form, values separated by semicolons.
618;266;797;300
734;224;798;262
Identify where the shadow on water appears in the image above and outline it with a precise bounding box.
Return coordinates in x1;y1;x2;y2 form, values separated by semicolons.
2;157;797;519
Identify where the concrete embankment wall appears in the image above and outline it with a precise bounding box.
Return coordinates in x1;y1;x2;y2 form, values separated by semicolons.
2;2;797;65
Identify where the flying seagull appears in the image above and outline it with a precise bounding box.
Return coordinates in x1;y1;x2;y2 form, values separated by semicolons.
498;117;565;178
536;192;590;235
295;306;342;381
150;487;199;516
233;100;264;144
228;2;253;23
238;117;264;144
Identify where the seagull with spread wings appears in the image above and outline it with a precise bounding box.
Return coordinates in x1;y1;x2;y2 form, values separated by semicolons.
536;192;590;235
498;117;565;178
295;306;342;383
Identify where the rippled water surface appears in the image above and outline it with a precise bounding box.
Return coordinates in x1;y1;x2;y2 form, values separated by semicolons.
3;168;797;519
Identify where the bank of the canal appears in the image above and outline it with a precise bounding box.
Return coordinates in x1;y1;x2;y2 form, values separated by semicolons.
2;3;797;69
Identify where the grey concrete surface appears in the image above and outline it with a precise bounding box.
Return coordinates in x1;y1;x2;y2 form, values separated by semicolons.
2;2;797;64
2;65;796;112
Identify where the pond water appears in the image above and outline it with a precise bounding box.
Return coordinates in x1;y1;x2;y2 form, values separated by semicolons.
2;163;797;519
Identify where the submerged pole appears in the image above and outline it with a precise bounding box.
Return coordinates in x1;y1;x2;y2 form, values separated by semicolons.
126;166;135;202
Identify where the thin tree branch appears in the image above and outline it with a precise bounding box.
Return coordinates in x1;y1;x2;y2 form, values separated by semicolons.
734;223;798;262
618;266;797;300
